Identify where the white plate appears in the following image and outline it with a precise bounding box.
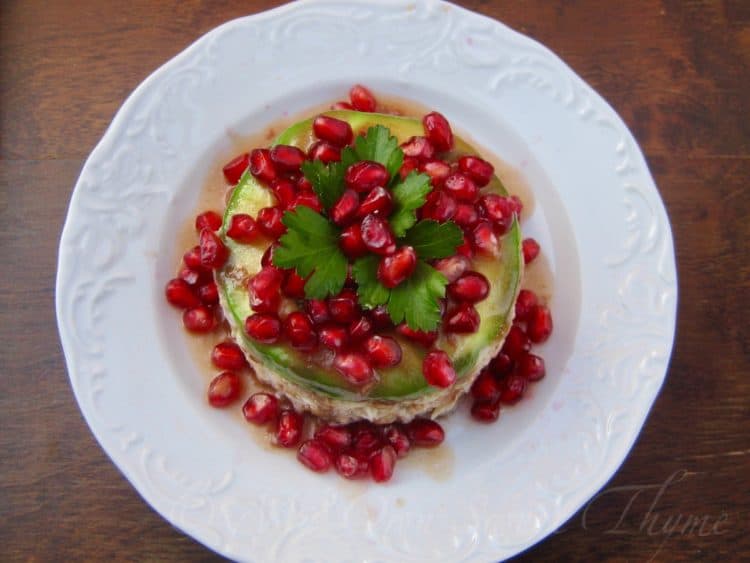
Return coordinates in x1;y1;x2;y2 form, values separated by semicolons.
56;0;677;560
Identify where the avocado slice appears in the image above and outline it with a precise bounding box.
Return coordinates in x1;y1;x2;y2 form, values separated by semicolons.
216;111;522;401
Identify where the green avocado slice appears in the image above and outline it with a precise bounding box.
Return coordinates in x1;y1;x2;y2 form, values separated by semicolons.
217;111;522;401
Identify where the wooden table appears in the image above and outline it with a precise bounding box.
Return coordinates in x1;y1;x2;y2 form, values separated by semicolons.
2;0;748;560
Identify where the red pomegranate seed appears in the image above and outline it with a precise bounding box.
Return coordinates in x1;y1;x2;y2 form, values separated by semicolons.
292;192;323;213
340;223;369;258
318;323;349;350
242;392;279;424
453;203;480;229
433;255;470;283
199;229;229;269
313;115;353;147
517;353;546;381
276;409;304;448
349;84;377;112
257;206;286;239
360;214;396;255
369;305;393;330
377;246;417;288
178;266;208;286
305;299;330;325
489;352;513;377
471;221;500;257
500;374;527;404
195;211;222;232
183;306;216;333
298;439;333;472
396;325;438;348
270;144;305;172
353;428;383;456
244;313;281;343
471;398;501;422
248;266;283;312
515;289;538;321
357;186;393;217
296;176;313;193
345;161;389;193
479;194;514;231
406;419;445;447
419;158;451;186
183;245;206;271
400;136;435;161
349;315;373;343
364;335;402;368
327;289;359;323
282;270;307;299
333;352;374;385
335;453;368;479
198;281;219;305
331;189;360;226
422;112;453;152
269;178;298;209
308;140;341;163
522;238;540;264
384;425;411;458
527;305;553;343
165;278;201;309
421;190;456;222
503;325;531;360
456;235;473;258
331;101;354;110
471;368;501;402
207;371;242;408
422;350;457;388
316;425;352;451
222;153;250;185
444;173;478;202
510;195;524;215
444;302;480;333
226;214;259;243
458;155;494;187
260;243;277;267
284;311;317;351
447;271;490;303
249;148;277;184
211;341;247;370
399;156;420;179
370;445;397;483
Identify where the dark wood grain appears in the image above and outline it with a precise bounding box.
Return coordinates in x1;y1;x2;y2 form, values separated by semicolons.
1;0;748;561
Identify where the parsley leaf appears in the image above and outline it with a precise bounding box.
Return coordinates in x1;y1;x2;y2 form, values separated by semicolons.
402;220;464;260
272;206;348;299
389;171;433;237
353;125;404;179
387;261;448;332
352;255;390;308
300;148;356;211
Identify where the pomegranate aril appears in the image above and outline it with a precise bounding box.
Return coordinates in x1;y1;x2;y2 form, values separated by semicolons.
406;418;445;447
296;176;313;193
270;178;298;209
489;352;513;377
422;111;453;152
357;186;393;217
207;371;242;408
340;223;369;259
500;374;527;404
471;368;501;402
503;325;531;359
384;425;411;458
458;155;494;187
257;206;286;239
396;324;438;348
349;84;377;112
517;353;546;381
345;161;389;193
400;136;435;161
261;243;277;267
282;270;307;299
199;229;229;269
331;189;360;226
226;214;259;243
195;211;222;232
370;445;397;483
335;453;368;479
360;214;396;255
471;398;501;422
432;255;470;283
245;313;281;343
183;306;216;333
419;158;450;186
313;115;353;147
318;323;349;350
447;271;490;303
510;195;524;216
527;305;553;343
453;203;480;229
422;350;457;388
178;266;206;286
377;246;417;288
315;425;352;451
353;428;382;456
399;156;420;179
270;144;305;172
522;238;541;264
249;148;277;184
211;341;247;370
471;221;500;257
198;281;219;306
515;289;538;321
308;140;341;163
305;299;330;326
369;305;393;330
444;302;480;334
165;278;201;309
276;409;304;448
456;235;473;258
183;245;206;271
479;194;514;231
349;315;373;343
242;392;279;424
364;335;402;368
327;289;359;323
444;172;478;202
330;100;354;110
222;153;250;185
284;311;318;351
421;190;456;222
292;192;322;213
248;266;283;312
298;439;333;472
333;352;374;386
